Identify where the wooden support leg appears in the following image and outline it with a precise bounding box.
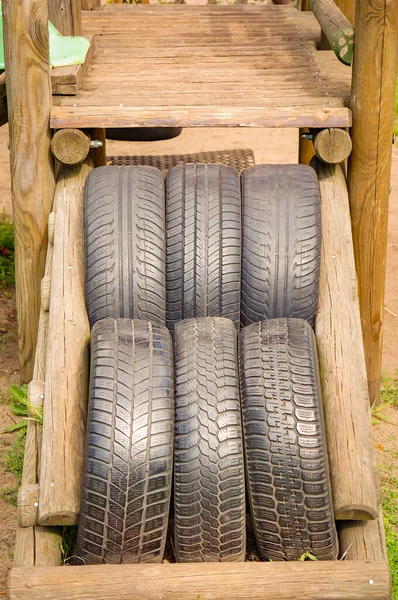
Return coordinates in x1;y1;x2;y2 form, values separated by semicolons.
48;0;82;36
89;128;107;167
347;0;398;402
298;128;314;165
2;0;56;383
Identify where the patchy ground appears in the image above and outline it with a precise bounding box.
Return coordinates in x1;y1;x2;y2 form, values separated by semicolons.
0;127;397;594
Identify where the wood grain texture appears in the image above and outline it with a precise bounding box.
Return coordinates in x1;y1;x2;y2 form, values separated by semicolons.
51;128;91;164
81;0;101;10
338;510;387;561
88;127;106;166
7;561;391;600
49;6;352;128
313;127;352;163
314;160;379;520
334;0;355;26
2;0;56;383
38;160;93;526
308;0;354;64
347;0;398;403
48;0;81;36
18;484;40;528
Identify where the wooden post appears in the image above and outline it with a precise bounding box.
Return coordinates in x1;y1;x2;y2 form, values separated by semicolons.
347;0;398;403
314;160;378;521
338;511;387;561
39;160;93;526
89;128;107;167
334;0;355;25
2;0;56;384
298;129;314;165
48;0;82;36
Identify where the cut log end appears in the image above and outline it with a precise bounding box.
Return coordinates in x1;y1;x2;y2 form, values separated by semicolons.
18;484;39;528
335;505;379;521
51;129;91;165
313;128;352;164
38;510;78;527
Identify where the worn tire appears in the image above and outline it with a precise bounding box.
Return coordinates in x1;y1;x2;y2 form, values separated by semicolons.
166;164;241;330
239;318;338;561
241;165;321;327
106;127;183;142
85;165;166;327
75;318;174;564
174;317;246;562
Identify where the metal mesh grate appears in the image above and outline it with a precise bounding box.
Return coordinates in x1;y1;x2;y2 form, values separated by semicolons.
107;148;255;175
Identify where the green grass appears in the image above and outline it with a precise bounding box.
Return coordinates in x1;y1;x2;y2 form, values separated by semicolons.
382;475;398;600
379;373;398;599
0;210;15;288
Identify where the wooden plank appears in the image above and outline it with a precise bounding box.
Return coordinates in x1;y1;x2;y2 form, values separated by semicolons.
7;561;391;600
314;160;378;520
50;105;351;129
3;0;56;383
51;35;95;95
347;0;398;403
38;160;92;526
48;0;82;36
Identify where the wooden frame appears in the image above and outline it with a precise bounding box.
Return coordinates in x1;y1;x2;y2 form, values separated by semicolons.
2;0;397;595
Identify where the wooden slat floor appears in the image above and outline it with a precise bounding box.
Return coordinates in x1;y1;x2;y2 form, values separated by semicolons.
50;5;352;129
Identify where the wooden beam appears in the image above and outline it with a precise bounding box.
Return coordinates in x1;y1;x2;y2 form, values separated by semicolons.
338;510;387;561
347;0;398;403
2;0;56;383
38;160;92;526
298;128;315;165
7;561;391;600
314;160;379;521
308;0;354;64
48;0;82;36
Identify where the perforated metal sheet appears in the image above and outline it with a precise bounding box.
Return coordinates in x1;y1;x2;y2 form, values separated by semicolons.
107;148;255;175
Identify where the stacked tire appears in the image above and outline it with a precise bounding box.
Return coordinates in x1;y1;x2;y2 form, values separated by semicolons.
75;160;338;565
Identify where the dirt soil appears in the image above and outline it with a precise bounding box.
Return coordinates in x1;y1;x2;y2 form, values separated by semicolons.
0;126;397;593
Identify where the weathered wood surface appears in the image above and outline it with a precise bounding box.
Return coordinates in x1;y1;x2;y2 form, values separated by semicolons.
314;160;378;521
38;160;93;526
2;0;56;383
18;484;39;528
313;127;352;163
51;36;95;95
82;0;100;9
347;0;398;403
51;6;351;128
339;510;387;561
308;0;354;64
51;128;91;164
48;0;81;36
8;561;391;600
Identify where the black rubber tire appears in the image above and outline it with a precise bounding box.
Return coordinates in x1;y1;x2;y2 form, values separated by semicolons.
106;127;183;142
166;164;241;330
174;317;246;562
76;318;174;564
239;318;338;561
241;164;321;328
85;165;166;327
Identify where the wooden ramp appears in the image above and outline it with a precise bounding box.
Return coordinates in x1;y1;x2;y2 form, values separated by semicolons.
50;4;352;129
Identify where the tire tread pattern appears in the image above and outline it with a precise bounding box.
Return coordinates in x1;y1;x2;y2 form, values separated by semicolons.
174;317;246;562
85;166;166;326
166;164;241;329
239;318;338;561
76;318;174;564
241;165;321;327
